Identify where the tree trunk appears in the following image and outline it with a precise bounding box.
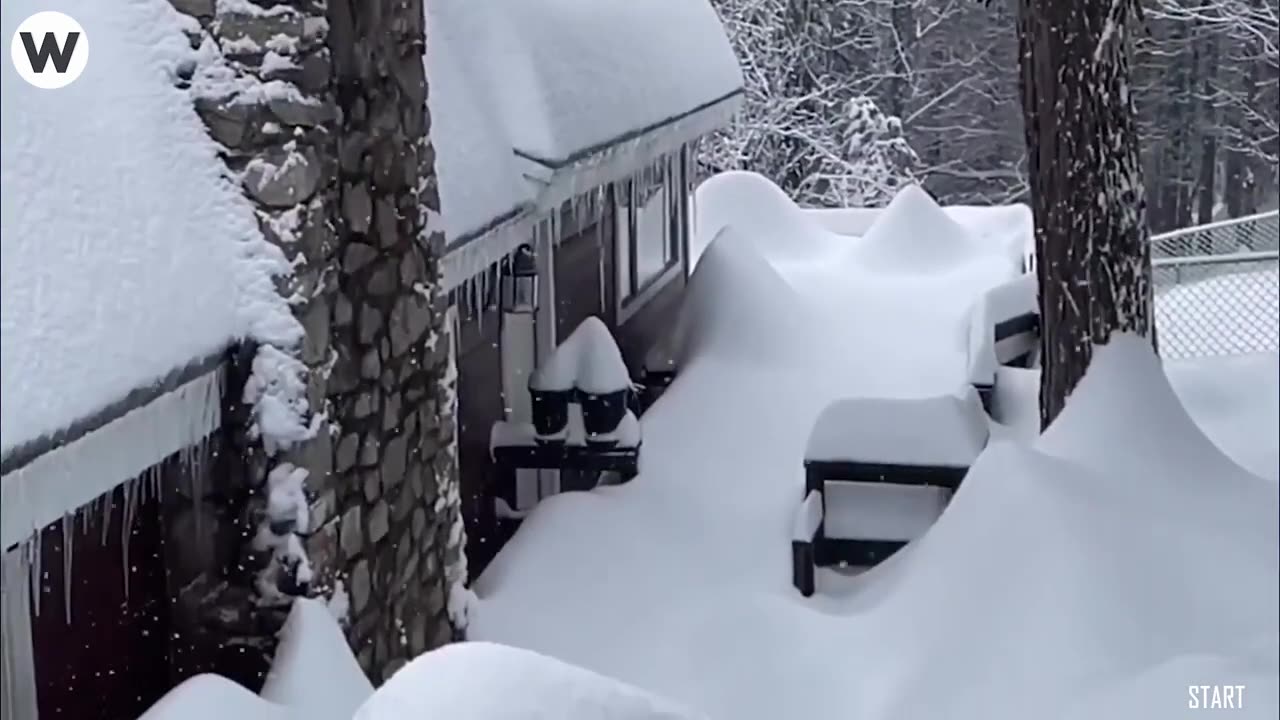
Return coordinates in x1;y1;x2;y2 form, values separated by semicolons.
1196;28;1218;226
1224;149;1246;217
1017;0;1156;430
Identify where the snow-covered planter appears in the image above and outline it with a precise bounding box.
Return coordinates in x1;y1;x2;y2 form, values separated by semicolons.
579;390;630;447
529;345;575;444
528;317;635;445
528;389;573;445
575;318;633;445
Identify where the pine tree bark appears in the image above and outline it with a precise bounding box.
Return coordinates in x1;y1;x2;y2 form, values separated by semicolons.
1017;0;1156;430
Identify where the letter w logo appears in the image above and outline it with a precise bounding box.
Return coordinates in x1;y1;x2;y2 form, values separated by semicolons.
10;12;89;89
20;31;79;74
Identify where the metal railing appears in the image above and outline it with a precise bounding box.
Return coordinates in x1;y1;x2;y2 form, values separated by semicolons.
1151;211;1280;360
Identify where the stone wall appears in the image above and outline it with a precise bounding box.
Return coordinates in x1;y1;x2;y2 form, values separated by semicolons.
165;0;341;686
320;0;464;683
166;0;465;688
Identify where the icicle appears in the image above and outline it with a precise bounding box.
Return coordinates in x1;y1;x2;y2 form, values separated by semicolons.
191;436;207;554
100;493;112;546
121;478;138;600
61;513;74;624
476;273;485;334
597;206;606;307
27;530;42;617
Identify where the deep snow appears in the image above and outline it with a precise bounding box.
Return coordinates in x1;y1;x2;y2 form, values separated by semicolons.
260;598;374;719
470;172;1280;719
0;0;301;455
141;597;372;720
353;641;708;720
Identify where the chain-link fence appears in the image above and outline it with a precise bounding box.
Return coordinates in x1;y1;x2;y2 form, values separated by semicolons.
1152;211;1280;360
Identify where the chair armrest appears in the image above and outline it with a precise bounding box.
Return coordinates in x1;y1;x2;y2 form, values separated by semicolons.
792;490;823;543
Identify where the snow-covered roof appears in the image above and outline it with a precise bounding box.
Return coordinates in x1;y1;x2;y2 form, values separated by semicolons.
0;0;296;532
426;0;744;289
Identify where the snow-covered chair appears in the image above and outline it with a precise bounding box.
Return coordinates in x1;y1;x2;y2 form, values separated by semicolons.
792;389;989;596
966;273;1040;413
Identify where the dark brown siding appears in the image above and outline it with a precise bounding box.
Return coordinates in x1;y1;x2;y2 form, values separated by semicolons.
614;273;686;375
452;275;507;580
553;193;683;375
27;437;228;719
554;211;616;343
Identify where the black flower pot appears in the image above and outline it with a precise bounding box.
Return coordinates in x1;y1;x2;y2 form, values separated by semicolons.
530;388;572;443
580;389;630;446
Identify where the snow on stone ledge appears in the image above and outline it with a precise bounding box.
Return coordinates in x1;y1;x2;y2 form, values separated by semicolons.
805;388;990;467
0;0;305;456
260;597;374;720
354;641;709;720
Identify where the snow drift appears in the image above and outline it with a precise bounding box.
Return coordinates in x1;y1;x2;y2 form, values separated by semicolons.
260;598;373;720
136;674;289;720
353;641;708;720
672;224;814;367
691;171;837;271
472;170;1279;720
851;183;985;273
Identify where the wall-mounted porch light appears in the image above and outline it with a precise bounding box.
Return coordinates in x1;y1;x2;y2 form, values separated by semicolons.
499;244;539;314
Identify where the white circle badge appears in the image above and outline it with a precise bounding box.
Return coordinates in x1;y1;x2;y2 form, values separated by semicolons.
10;11;89;90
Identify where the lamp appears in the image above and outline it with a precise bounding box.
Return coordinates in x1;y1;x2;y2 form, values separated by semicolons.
500;244;538;313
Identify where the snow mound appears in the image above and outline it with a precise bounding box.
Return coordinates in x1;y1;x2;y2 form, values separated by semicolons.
1061;645;1279;720
531;317;631;395
1038;335;1273;489
805;202;1034;271
852;184;985;273
1165;353;1280;481
861;433;1278;717
691;171;834;270
673;225;814;367
1;0;299;455
137;674;289;720
353;641;708;720
260;598;373;720
805;388;989;466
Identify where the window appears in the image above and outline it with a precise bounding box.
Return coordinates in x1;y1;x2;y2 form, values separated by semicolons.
615;153;685;307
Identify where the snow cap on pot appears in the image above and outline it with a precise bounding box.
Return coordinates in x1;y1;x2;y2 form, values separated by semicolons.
570;317;633;445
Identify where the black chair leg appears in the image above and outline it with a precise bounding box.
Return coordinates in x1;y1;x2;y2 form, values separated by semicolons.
792;540;815;597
